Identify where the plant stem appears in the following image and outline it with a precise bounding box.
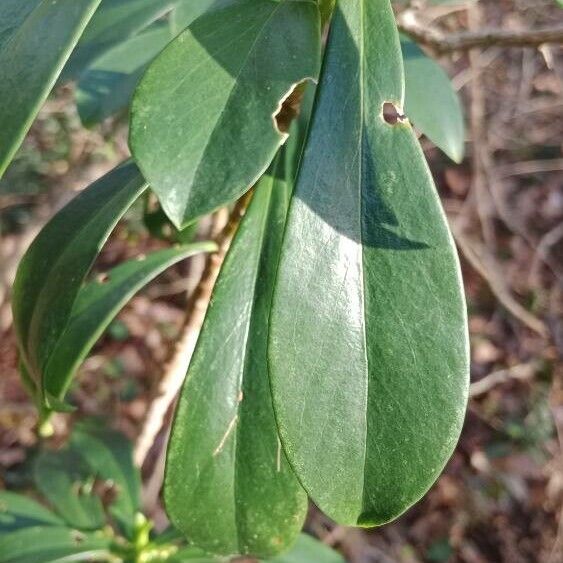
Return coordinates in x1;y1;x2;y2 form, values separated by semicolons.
398;10;563;53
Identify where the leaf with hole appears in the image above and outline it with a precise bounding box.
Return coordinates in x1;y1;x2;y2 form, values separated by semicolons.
12;163;147;413
0;0;102;179
402;37;465;162
130;0;321;228
165;154;307;557
269;0;469;526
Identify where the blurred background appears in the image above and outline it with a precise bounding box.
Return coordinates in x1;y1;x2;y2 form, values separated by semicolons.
0;0;561;561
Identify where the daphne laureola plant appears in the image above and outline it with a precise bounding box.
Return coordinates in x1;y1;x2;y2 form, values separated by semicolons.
4;0;469;559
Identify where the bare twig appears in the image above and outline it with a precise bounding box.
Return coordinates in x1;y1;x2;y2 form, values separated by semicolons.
469;362;537;398
134;193;253;466
468;3;497;249
529;222;563;286
398;10;563;53
495;158;563;179
452;225;549;338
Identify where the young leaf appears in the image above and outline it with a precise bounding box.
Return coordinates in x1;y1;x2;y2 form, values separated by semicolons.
165;157;307;557
0;526;111;563
0;0;102;178
12;163;147;408
33;449;106;530
130;0;321;228
77;24;172;126
0;491;64;533
269;0;469;526
69;423;141;536
402;37;465;163
44;242;215;402
266;534;345;563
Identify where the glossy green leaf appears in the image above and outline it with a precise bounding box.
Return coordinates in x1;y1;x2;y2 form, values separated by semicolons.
0;0;101;178
76;1;237;126
12;163;147;410
33;449;106;530
68;0;232;80
44;242;214;401
0;526;111;563
130;0;321;228
269;0;469;526
0;491;63;533
69;423;140;536
402;37;465;162
61;0;174;81
170;0;232;35
77;24;172;126
266;534;345;563
165;157;307;557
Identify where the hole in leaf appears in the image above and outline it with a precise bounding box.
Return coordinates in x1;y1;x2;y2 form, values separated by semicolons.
382;102;407;125
97;273;110;284
274;78;312;134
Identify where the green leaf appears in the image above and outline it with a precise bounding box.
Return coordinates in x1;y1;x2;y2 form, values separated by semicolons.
77;24;172;126
130;0;321;228
167;535;344;563
61;0;174;81
68;0;234;81
266;534;345;563
402;37;465;162
0;0;102;178
0;491;63;533
44;242;214;401
12;163;147;410
69;423;140;536
0;526;111;563
165;155;307;557
144;198;201;244
168;547;228;562
33;449;106;531
76;0;239;126
269;0;469;526
170;0;232;35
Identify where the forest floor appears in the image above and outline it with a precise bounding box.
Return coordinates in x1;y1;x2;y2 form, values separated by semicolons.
0;1;562;562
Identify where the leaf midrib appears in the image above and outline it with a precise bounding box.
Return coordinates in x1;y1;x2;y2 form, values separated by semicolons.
232;181;275;552
357;0;370;521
